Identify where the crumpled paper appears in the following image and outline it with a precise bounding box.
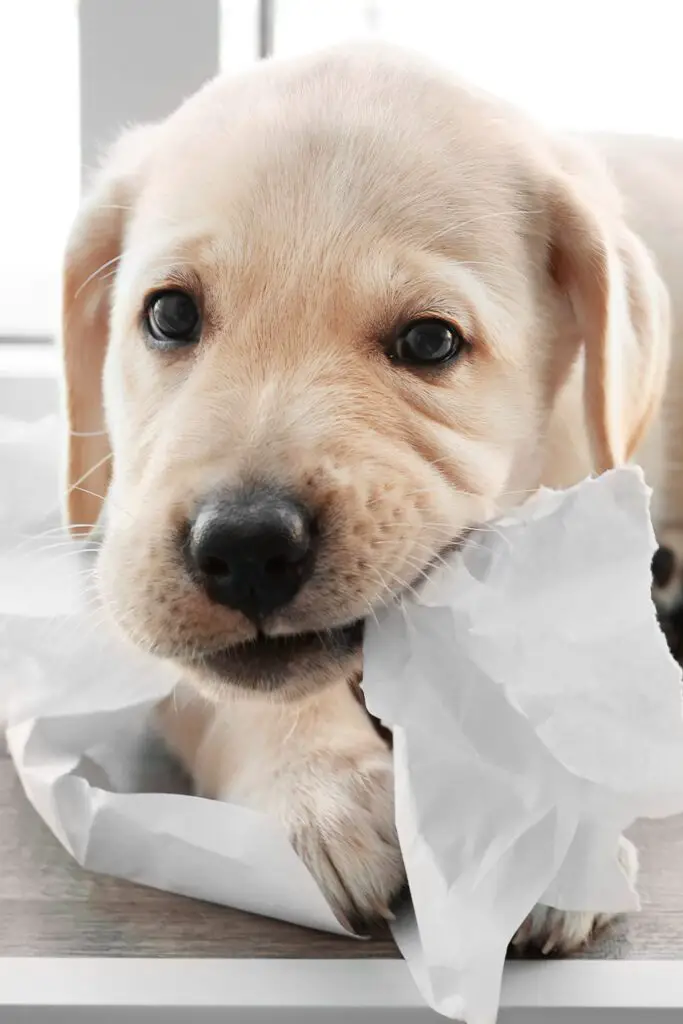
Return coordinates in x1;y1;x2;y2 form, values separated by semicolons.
2;416;683;1024
362;467;683;1023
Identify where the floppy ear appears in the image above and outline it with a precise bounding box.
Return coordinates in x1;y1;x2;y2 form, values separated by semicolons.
548;176;670;473
60;125;155;534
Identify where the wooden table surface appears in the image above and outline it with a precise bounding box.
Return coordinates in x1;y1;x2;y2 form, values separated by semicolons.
2;734;682;961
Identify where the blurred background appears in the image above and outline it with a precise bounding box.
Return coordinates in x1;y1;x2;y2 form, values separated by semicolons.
1;0;681;361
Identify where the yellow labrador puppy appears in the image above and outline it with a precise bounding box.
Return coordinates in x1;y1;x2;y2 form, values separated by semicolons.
61;43;680;947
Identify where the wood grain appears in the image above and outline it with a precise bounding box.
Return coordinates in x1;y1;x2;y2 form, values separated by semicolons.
1;736;682;960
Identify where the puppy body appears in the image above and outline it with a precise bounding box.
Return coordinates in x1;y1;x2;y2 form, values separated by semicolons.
60;45;680;945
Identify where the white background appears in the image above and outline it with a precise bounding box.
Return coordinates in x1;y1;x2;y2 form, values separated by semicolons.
2;0;683;337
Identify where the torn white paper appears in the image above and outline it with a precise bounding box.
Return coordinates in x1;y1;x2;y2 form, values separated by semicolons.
363;468;683;1024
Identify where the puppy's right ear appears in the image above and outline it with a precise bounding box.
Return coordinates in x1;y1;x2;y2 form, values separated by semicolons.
61;124;155;534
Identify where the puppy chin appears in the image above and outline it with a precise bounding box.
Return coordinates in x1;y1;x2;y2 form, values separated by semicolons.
180;621;365;700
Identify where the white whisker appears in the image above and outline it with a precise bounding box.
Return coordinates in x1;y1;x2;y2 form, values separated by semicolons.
74;254;123;299
67;450;113;493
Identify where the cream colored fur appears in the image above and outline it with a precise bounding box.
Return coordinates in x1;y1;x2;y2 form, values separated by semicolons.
59;44;682;947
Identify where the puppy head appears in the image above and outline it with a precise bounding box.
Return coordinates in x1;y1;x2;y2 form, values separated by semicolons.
61;45;668;698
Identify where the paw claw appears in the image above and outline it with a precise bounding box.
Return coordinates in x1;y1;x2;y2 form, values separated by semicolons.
541;924;563;956
512;838;638;956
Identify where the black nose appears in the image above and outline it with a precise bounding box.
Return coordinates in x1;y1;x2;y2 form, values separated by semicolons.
187;490;316;622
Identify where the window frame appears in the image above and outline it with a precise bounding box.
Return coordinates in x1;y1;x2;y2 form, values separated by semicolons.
1;0;225;350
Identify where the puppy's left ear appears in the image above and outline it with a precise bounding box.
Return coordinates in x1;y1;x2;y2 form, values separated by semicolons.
61;124;156;533
548;174;670;472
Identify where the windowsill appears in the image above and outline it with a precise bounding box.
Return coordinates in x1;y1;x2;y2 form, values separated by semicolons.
1;958;683;1021
0;342;60;421
0;341;59;378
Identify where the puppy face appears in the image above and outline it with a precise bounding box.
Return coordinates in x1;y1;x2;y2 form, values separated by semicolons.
62;46;668;697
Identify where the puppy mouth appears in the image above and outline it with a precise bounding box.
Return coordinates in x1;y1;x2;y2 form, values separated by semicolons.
178;540;465;692
185;620;365;692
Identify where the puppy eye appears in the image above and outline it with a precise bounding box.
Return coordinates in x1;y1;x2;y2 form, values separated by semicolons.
145;290;200;348
390;318;465;366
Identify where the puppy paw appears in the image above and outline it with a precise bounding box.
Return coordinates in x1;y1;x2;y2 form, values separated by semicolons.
281;741;405;929
511;837;638;955
510;905;612;955
193;679;404;930
652;531;683;611
652;534;683;661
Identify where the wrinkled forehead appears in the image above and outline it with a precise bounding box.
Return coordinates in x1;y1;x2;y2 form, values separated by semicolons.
117;68;535;328
130;72;529;260
117;223;489;352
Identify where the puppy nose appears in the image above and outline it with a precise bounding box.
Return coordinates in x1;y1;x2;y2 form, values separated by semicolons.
187;490;316;621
